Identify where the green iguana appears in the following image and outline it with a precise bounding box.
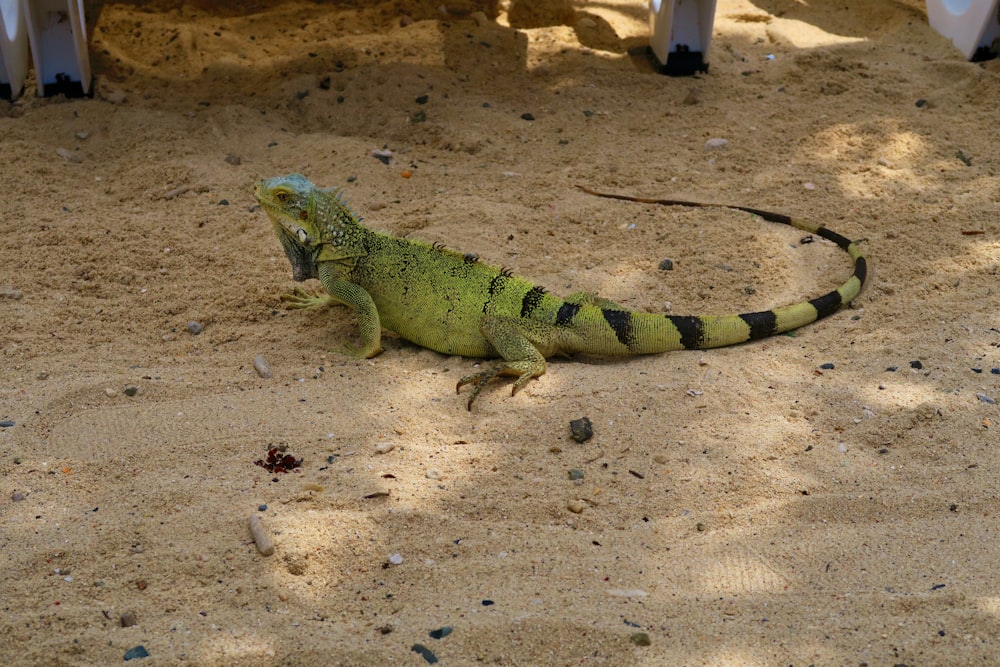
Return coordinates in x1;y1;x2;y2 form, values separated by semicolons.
254;174;867;409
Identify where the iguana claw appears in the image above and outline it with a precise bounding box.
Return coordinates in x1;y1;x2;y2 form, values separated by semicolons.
281;287;335;310
457;364;536;410
457;368;501;411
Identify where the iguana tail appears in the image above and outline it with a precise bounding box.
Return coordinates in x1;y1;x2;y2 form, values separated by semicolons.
570;187;867;353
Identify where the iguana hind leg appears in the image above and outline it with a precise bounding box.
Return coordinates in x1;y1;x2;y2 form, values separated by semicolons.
457;315;548;410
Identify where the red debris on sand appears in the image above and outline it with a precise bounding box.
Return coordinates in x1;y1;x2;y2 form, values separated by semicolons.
255;447;302;474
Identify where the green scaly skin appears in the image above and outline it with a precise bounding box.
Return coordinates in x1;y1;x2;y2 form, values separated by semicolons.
254;174;867;409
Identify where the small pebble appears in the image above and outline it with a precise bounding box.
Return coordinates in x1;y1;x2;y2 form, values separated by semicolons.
682;87;701;105
992;368;1000;375
101;86;127;104
704;137;728;150
36;371;49;380
411;644;438;664
248;514;275;556
120;611;138;627
224;154;242;166
124;386;139;397
253;354;272;379
258;504;267;512
910;360;923;370
74;131;90;140
568;469;584;481
0;420;14;428
819;363;835;370
567;500;587;514
186;321;203;335
429;626;453;639
658;258;674;271
803;182;816;190
0;286;23;300
569;416;593;443
104;388;118;397
123;646;149;661
12;491;25;502
426;468;442;480
162;185;189;200
977;393;996;404
630;632;652;646
415;94;429;104
373;442;395;454
696;522;706;531
915;98;927;108
388;553;404;565
520;112;535;121
56;147;83;163
372;148;394;165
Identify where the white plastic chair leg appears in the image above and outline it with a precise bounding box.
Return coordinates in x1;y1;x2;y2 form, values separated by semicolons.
648;0;717;75
0;0;29;99
926;0;1000;60
22;0;90;97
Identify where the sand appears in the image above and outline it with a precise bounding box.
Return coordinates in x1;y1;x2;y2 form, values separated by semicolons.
2;0;999;664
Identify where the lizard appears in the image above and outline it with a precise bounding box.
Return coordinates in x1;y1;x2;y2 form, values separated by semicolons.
254;174;867;409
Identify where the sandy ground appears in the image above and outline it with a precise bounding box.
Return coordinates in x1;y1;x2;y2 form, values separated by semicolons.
1;0;999;664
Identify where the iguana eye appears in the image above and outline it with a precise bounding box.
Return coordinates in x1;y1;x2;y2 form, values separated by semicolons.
276;192;290;203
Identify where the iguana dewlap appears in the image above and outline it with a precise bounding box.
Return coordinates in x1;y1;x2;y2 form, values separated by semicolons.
254;174;867;409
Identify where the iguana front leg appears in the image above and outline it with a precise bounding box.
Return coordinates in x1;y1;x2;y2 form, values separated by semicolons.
315;264;383;359
457;315;548;410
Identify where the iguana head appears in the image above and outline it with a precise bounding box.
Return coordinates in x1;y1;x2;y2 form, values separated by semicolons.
254;174;324;282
